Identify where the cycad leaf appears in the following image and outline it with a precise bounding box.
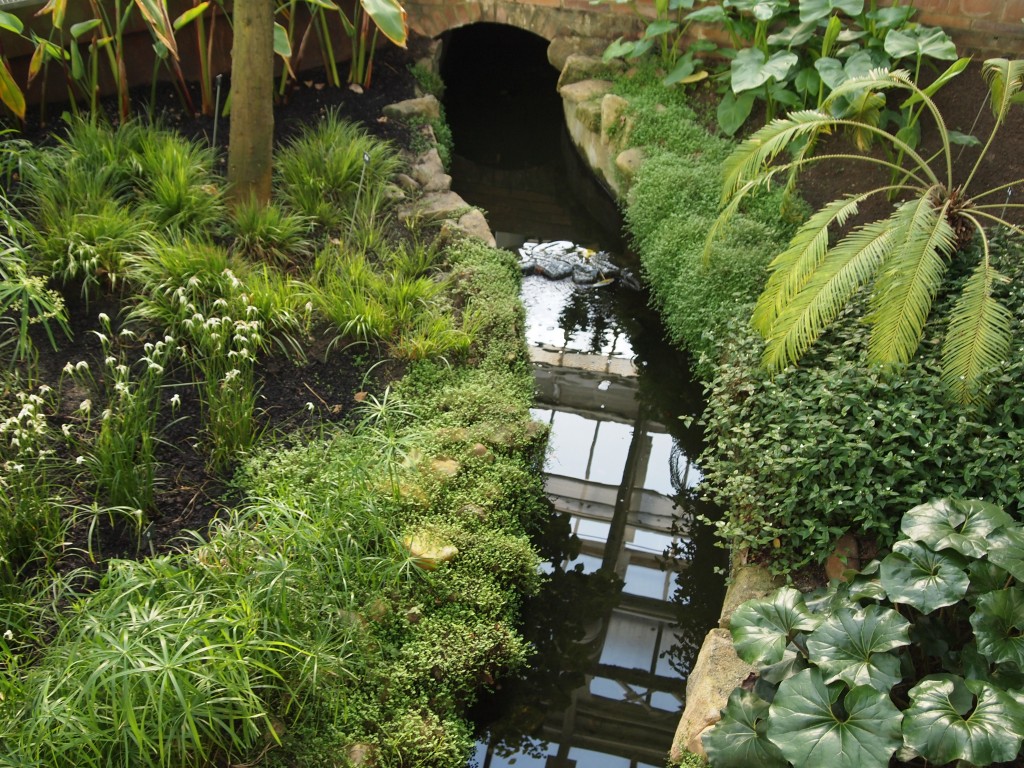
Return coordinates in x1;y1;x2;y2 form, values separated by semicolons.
941;260;1013;404
753;194;866;335
868;195;954;365
762;217;894;371
722;111;832;203
805;604;910;690
981;58;1024;125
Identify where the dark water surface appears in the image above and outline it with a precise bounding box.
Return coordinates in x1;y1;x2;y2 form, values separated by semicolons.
440;24;728;767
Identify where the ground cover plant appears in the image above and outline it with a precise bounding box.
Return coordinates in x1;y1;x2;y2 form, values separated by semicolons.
0;35;554;766
704;498;1024;768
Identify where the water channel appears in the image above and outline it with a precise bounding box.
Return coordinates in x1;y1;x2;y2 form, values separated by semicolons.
439;25;728;767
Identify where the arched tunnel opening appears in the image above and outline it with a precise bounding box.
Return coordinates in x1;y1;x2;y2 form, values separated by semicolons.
438;23;623;248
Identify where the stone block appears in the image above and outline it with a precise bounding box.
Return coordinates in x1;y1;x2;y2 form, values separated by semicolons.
547;36;614;71
719;563;780;628
557;54;622;90
382;94;441;120
558;78;614;105
600;93;631;146
670;628;756;761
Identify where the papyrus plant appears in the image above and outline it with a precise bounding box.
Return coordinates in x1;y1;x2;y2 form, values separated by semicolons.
708;59;1024;403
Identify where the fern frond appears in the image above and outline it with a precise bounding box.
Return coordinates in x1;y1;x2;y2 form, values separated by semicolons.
752;193;867;335
981;58;1024;126
761;217;896;371
941;257;1014;404
703;179;761;263
721;111;832;203
867;194;955;365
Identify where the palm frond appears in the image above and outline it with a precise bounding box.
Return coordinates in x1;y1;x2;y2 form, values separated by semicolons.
867;194;955;365
721;111;832;203
941;256;1014;404
703;178;762;262
981;58;1024;126
752;193;867;335
761;217;896;371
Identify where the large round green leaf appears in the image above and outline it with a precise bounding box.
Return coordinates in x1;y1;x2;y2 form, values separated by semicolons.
883;26;957;61
901;498;1013;560
731;587;821;666
767;669;902;768
731;48;799;93
971;587;1024;670
806;604;910;690
988;526;1024;582
903;676;1024;765
798;0;863;23
879;540;969;613
703;688;789;768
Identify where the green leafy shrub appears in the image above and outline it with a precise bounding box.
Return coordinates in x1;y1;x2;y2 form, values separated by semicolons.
705;498;1024;768
700;234;1024;573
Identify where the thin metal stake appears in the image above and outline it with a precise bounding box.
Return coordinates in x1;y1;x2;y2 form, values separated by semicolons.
212;74;224;148
348;151;371;244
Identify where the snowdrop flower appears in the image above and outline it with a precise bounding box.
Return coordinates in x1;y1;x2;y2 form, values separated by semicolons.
63;362;75;375
305;402;315;413
61;424;72;437
98;313;110;324
79;399;92;414
76;455;86;465
105;356;117;367
169;394;181;408
76;361;89;372
3;630;12;641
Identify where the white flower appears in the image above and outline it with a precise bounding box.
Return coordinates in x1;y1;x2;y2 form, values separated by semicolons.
61;424;72;437
79;399;92;414
105;356;117;367
63;362;75;375
76;455;86;465
98;312;110;324
169;394;181;408
3;630;12;641
76;360;89;372
305;402;315;412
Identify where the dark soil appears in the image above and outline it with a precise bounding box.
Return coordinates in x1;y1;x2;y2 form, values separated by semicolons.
13;36;433;575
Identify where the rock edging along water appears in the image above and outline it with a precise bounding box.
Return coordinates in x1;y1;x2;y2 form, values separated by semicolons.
552;48;781;763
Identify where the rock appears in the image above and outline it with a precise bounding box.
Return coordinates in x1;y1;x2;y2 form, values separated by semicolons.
346;742;378;766
558;78;614;107
556;54;623;90
395;173;419;193
547;36;613;72
430;458;460;477
403;532;459;570
519;258;537;275
615;147;645;187
671;628;756;761
382;94;441;121
590;253;620;277
825;533;860;582
600;93;631;145
719;564;781;629
411;148;451;192
456;208;496;247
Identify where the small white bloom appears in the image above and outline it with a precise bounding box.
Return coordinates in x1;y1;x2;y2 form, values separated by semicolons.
170;394;181;408
98;312;110;324
3;630;12;641
63;362;75;375
61;424;72;437
76;360;89;372
101;409;112;421
76;455;86;465
305;402;315;412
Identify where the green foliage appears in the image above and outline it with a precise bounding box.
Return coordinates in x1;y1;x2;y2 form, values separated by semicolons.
705;498;1024;768
626;147;801;376
275;111;403;231
227;196;314;267
711;61;1024;403
701;233;1024;573
0;230;69;366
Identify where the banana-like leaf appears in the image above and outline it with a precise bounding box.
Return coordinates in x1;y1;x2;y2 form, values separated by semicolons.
173;2;210;30
901;498;1013;560
981;58;1024;125
134;0;179;60
971;587;1024;670
361;0;408;48
0;59;25;120
752;194;866;334
0;10;24;34
879;539;969;613
761;216;894;371
731;587;821;666
71;19;103;40
721;110;831;201
867;195;954;366
768;669;903;768
904;675;1024;765
703;688;789;768
35;0;67;30
901;57;970;108
805;604;910;690
940;259;1013;404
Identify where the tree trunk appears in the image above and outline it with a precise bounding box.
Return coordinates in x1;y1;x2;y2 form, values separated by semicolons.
227;0;274;206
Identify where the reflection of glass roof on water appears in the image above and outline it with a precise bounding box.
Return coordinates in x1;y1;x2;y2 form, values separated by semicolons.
521;274;635;358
